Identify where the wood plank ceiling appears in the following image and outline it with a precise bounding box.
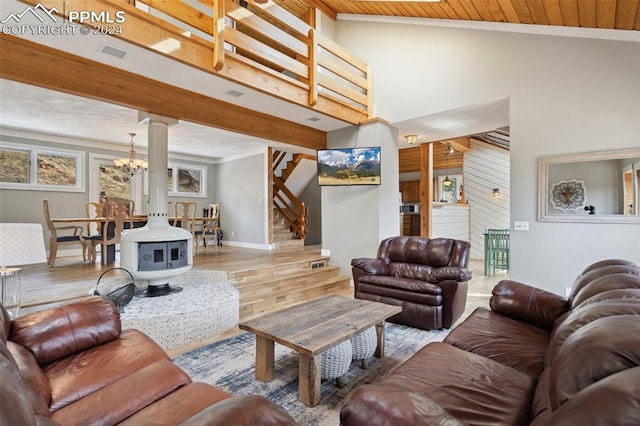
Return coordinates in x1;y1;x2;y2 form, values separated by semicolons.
279;0;640;31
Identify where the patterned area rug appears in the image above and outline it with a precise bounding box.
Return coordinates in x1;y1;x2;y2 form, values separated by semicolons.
173;323;449;425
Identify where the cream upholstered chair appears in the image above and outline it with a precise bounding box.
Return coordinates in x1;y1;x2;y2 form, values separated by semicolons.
42;199;88;267
88;198;133;265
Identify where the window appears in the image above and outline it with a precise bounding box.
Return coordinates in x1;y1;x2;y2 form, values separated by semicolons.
143;162;207;198
167;163;206;197
0;143;84;191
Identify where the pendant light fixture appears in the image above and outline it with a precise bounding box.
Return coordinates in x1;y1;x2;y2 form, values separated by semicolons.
443;143;453;187
113;133;148;176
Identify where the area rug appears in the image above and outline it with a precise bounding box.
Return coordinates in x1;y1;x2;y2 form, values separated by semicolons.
172;323;449;425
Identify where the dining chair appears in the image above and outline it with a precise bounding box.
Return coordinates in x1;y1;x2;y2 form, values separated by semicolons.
172;201;206;254
42;199;88;267
204;203;222;250
89;198;133;265
85;201;105;239
485;228;510;276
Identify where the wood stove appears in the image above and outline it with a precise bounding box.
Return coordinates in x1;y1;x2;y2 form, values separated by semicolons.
120;114;193;297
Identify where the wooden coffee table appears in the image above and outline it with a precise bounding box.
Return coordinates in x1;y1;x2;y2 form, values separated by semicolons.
238;295;402;406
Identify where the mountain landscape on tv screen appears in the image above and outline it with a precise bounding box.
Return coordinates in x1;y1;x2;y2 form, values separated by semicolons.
317;147;381;186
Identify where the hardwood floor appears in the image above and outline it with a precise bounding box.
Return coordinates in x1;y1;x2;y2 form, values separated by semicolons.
16;245;501;355
18;244;344;312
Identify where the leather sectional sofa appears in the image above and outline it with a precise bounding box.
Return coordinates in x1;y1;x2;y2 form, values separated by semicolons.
341;259;640;425
1;296;295;425
351;236;471;330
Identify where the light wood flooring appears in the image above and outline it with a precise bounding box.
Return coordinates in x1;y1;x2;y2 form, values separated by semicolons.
18;245;338;310
16;245;505;355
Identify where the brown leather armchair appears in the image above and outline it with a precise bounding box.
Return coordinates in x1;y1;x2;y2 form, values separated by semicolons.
351;236;471;330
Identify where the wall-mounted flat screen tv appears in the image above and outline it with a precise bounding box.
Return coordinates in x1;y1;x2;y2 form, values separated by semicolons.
317;146;381;186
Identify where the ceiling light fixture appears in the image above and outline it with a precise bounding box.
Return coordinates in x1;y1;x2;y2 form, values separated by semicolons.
404;134;418;145
114;133;148;176
447;143;455;155
443;143;453;187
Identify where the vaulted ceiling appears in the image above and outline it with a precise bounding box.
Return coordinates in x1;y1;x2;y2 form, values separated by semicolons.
281;0;640;31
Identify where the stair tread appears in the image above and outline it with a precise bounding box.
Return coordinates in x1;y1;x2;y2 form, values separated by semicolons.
232;265;340;288
239;276;351;305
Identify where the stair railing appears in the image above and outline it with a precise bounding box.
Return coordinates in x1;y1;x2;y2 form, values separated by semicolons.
273;174;308;240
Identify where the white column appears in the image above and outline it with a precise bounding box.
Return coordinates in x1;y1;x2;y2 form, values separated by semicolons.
138;112;178;228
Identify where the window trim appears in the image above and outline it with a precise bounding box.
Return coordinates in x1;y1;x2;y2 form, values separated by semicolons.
0;141;85;192
143;161;207;198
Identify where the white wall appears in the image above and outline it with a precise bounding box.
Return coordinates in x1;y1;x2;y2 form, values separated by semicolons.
213;152;268;248
322;121;399;276
334;20;640;294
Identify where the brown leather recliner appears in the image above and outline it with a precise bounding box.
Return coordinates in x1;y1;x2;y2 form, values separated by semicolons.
351;236;471;330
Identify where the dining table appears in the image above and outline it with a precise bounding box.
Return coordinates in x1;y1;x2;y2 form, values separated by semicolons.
51;216;218;263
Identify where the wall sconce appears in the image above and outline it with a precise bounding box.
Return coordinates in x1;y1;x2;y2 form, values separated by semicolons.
404;134;418;145
492;188;501;197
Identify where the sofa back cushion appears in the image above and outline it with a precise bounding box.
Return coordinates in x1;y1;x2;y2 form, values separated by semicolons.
378;237;470;270
548;315;640;411
1;340;38;426
1;302;10;343
10;296;121;366
568;263;640;307
570;273;640;308
545;299;640;366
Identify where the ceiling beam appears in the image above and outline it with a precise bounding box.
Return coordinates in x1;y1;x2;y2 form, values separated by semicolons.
0;34;327;150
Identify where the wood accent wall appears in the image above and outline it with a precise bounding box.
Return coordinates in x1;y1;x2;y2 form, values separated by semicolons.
399;137;470;173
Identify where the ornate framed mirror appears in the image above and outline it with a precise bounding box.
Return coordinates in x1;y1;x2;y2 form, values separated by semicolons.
538;148;640;223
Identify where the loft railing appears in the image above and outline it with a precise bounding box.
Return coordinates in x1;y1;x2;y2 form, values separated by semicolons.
21;0;372;125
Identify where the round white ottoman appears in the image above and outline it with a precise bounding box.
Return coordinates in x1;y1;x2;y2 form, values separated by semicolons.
350;326;377;369
321;339;353;386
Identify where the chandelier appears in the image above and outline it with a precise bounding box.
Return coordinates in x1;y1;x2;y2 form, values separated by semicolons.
114;133;148;176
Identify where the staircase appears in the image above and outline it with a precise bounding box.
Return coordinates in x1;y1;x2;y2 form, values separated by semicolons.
228;254;352;321
272;209;304;249
271;150;316;249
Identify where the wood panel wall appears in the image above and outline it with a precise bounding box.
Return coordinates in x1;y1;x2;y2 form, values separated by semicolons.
431;204;470;242
399;138;469;173
464;139;510;260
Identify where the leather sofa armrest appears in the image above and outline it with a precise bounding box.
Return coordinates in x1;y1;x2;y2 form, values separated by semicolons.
341;385;466;426
180;395;296;426
351;257;389;275
490;279;568;330
9;296;121;366
351;258;389;276
430;266;472;283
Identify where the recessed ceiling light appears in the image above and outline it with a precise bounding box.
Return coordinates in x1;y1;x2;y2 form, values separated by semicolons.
226;89;244;98
99;44;127;59
308;117;321;122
